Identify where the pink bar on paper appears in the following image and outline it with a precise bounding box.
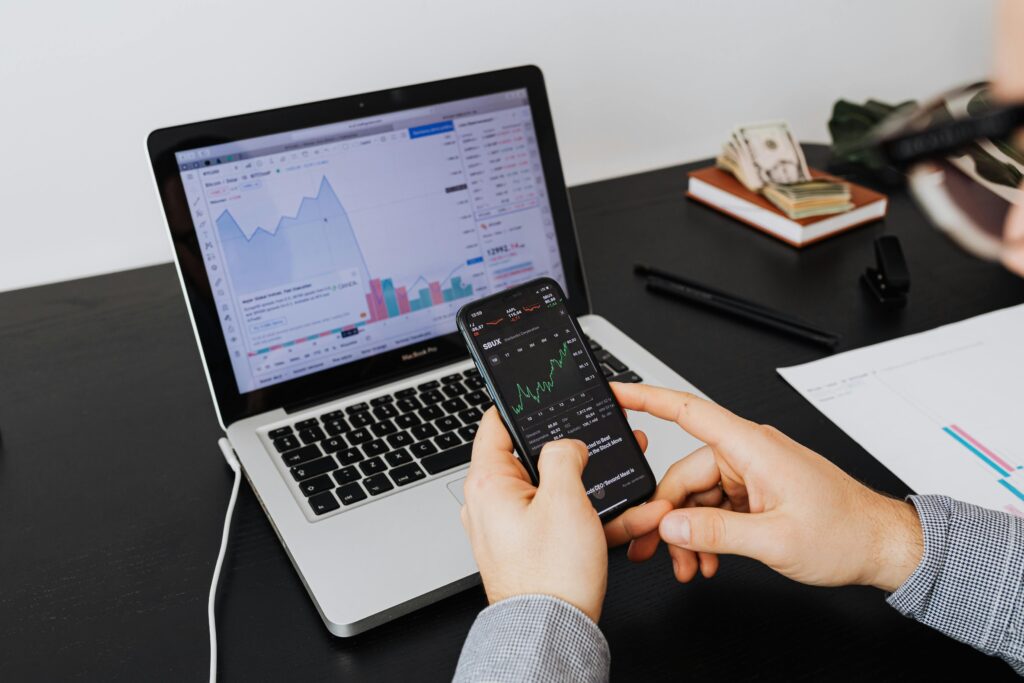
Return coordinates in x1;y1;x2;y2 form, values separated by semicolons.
1005;504;1024;518
950;424;1016;473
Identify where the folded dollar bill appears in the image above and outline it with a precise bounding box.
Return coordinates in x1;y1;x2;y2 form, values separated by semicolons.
716;121;852;219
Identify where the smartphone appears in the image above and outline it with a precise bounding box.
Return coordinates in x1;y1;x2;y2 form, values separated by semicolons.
456;277;655;519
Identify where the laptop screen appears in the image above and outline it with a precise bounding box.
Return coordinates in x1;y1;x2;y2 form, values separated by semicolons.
175;89;567;394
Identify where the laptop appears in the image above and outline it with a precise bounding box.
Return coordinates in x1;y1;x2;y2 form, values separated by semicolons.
147;65;706;636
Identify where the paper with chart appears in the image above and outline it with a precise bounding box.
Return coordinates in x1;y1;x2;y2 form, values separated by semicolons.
778;304;1024;517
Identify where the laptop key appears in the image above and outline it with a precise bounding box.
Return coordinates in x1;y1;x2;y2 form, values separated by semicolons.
420;389;444;405
596;350;628;373
308;490;340;515
395;387;417;399
464;376;486;390
372;404;398;420
323;417;350;435
441;373;463;384
281;444;322;467
390;462;427;486
370;395;394;405
346;402;370;414
363;473;394;496
295;418;320;430
435;432;461;450
462;368;480;379
386;431;413;449
268;426;293;439
458;408;482;425
347;428;372;444
610;371;643;384
336;482;367;506
441;397;467;414
320;409;344;421
396;397;422;413
291;455;338;482
334;466;360;485
395;413;421;429
421;442;472;475
458;424;478;442
348;411;374;428
464;390;489;406
385;448;413;467
442;382;467;398
362;439;388;457
411;423;439;441
416;380;440;392
336;447;363;467
298;426;326;444
436;416;460;432
273;435;300;452
418;405;443;421
359;457;386;476
410;441;438;458
321;436;346;453
370;419;397;437
300;474;334;497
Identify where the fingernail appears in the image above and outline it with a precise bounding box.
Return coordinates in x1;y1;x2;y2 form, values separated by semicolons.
663;515;691;545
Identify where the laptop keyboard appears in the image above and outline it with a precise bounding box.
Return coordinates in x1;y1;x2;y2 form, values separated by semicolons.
267;335;642;519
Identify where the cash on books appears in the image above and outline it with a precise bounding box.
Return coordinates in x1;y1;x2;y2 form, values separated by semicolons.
717;121;852;219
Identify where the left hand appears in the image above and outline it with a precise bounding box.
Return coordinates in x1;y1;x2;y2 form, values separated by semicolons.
462;407;658;622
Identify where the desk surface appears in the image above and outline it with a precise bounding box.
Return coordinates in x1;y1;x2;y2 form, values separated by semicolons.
3;145;1023;681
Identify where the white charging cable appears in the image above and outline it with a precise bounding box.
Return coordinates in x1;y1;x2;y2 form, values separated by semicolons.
210;438;242;683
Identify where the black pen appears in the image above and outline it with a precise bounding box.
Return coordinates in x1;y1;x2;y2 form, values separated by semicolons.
641;272;840;350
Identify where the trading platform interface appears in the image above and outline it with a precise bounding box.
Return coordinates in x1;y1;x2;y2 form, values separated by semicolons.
175;89;566;393
463;280;652;516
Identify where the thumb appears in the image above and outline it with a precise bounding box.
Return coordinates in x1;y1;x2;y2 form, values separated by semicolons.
659;507;773;560
536;439;589;497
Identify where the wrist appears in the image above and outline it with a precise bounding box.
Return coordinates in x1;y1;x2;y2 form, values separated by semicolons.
865;494;924;592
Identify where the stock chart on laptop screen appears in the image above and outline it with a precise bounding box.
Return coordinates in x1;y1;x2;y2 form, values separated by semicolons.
175;90;567;393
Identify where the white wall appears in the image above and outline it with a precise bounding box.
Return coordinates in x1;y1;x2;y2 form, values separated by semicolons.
1;0;994;292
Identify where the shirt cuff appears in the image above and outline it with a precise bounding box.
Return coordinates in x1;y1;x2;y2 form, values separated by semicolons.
454;594;610;683
887;494;1024;667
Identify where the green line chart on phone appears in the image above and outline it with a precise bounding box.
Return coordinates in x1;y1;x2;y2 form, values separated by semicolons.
510;340;572;415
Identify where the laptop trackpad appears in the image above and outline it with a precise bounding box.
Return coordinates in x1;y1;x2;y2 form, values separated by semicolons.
447;477;467;505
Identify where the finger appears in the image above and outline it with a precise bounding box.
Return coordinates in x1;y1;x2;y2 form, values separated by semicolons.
669;544;700;583
469;408;526;481
626;531;661;562
699;551;719;578
633;429;648;453
605;498;672;546
660;507;775;560
685;486;725;509
611;383;757;451
536;439;589;499
465;409;533;511
651;446;721;508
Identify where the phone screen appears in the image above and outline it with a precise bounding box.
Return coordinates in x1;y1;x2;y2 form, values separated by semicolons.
458;278;654;517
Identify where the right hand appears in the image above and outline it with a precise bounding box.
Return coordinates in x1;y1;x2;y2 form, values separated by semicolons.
605;383;924;592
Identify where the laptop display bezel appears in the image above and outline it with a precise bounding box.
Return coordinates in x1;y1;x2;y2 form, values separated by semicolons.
147;65;590;426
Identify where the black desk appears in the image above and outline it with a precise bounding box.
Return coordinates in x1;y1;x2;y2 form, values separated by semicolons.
3;145;1023;681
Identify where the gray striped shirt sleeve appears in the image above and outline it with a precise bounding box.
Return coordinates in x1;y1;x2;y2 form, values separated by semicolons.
888;494;1024;675
454;494;1024;680
453;594;610;682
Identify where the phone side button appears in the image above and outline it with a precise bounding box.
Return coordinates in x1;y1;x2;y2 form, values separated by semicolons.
421;443;473;475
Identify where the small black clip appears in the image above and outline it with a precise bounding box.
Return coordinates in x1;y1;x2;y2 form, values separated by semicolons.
862;235;909;309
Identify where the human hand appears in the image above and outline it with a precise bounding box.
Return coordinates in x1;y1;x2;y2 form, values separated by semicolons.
462;407;651;622
605;384;923;592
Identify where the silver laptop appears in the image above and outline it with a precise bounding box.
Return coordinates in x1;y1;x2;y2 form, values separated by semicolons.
147;65;706;636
